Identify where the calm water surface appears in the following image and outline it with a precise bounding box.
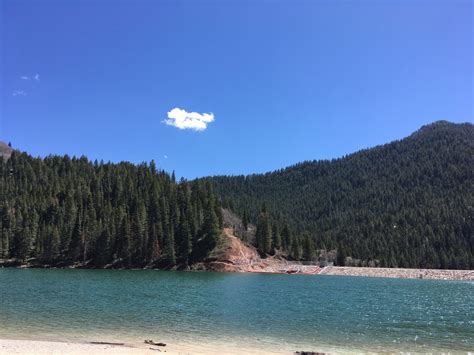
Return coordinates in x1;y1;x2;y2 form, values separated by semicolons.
0;269;473;353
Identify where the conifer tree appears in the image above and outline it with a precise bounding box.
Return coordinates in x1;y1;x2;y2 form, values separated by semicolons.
117;217;131;265
164;224;176;266
69;215;83;260
272;223;281;252
290;236;302;260
95;228;110;267
255;205;272;254
281;224;291;251
161;197;176;265
177;213;192;264
242;210;248;231
146;224;160;263
302;235;315;261
201;198;220;253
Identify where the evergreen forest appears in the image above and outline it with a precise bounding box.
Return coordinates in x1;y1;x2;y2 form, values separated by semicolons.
0;153;222;268
1;121;472;269
208;121;474;269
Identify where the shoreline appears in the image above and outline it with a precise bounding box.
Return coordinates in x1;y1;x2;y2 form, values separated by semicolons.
320;266;474;281
2;262;473;281
0;339;151;355
0;336;467;355
0;338;317;355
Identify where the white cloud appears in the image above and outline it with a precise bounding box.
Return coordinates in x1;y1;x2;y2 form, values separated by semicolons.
163;107;215;131
20;74;40;81
12;90;27;96
163;155;168;159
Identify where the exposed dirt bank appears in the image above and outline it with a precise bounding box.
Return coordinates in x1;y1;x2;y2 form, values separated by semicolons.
194;228;321;274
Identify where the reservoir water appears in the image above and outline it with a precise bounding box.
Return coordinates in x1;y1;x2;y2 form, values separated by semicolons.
0;269;472;353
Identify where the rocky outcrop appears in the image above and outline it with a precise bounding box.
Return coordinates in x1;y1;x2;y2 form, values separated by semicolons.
0;141;12;159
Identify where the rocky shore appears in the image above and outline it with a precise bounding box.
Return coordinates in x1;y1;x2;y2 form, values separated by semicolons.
321;266;474;281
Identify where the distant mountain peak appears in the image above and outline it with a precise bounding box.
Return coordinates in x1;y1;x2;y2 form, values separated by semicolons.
409;120;473;140
417;120;471;131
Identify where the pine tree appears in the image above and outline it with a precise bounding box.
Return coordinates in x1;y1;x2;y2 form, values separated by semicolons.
117;216;131;265
200;198;220;254
69;215;83;260
164;224;176;265
281;224;291;251
272;223;281;252
336;242;345;266
161;197;176;265
290;236;302;260
255;205;272;255
95;228;110;267
242;210;249;231
131;201;147;264
146;223;160;263
51;226;61;260
42;226;60;262
302;235;315;261
0;227;10;259
177;212;192;265
11;210;28;261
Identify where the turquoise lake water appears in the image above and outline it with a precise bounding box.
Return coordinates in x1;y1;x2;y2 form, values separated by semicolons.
0;269;473;353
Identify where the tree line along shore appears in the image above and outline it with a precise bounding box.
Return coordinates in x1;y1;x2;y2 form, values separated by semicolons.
0;122;473;271
0;151;324;269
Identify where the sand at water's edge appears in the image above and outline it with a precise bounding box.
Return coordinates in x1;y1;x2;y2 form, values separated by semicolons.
0;336;464;354
0;338;295;355
0;339;151;355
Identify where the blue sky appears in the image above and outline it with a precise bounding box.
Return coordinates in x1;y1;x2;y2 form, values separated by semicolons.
1;0;472;178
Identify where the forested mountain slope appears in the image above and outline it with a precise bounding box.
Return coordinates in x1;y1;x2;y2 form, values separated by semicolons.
0;152;222;268
207;121;474;269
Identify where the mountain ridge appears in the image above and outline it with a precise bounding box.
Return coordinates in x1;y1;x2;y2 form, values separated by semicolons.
207;120;472;179
206;120;474;269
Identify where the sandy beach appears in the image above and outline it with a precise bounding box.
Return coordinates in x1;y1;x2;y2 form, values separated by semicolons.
0;339;297;355
0;339;152;355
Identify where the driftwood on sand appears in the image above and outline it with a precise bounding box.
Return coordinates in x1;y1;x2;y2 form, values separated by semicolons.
145;339;166;347
90;341;125;346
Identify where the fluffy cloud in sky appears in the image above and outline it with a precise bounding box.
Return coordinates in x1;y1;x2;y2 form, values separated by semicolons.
163;108;215;131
